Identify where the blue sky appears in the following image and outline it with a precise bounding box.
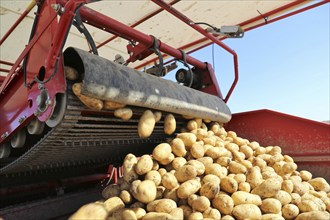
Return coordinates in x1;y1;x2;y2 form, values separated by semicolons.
166;3;330;122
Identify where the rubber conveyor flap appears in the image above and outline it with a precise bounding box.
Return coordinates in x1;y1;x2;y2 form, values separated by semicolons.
64;47;231;123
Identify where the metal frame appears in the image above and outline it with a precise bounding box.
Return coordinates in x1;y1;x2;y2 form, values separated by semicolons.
134;0;329;68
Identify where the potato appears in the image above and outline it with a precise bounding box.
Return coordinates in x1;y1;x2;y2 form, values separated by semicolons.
283;154;294;162
120;190;133;204
251;177;282;198
233;173;246;184
308;177;330;192
172;157;187;170
164;114;176;135
193;128;209;140
282;179;294;193
246;166;263;189
141;212;173;220
113;108;133;121
282;204;299;220
205;146;227;159
282;162;297;175
123;153;138;183
295;211;330;220
154;111;162;122
300;170;312;181
156;186;166;199
240;159;253;169
131;207;146;219
187;120;198;131
203;137;216;146
269;153;284;166
190;142;205;159
197;156;214;166
275;190;292;206
261;214;284;220
225;142;239;152
221;215;235;220
170;138;187;157
69;203;108;220
203;208;221;220
146;200;160;212
72;83;103;110
231;191;262;206
164;187;180;203
138;110;156;138
152;143;172;165
177;179;201;199
102;184;121;199
298;199;324;212
212;193;234;215
268;146;281;155
216;156;231;167
232;204;262;220
188;212;203;220
162;172;179;190
177;133;197;148
145;170;162;186
202;174;220;185
187;194;198;207
130;180;157;203
239;145;253;158
209;123;219;134
258;154;272;163
121;209;137;220
228;161;247;174
170;208;184;219
291;193;301;205
292;180;309;196
238;182;251;192
135;155;153;175
220;177;238;194
175;165;197;183
205;163;227;179
104;197;125;215
200;182;220;199
260;198;282;214
153;199;177;213
65;66;79;81
104;100;126;110
252;157;267;169
158;168;167;176
232;151;245;162
301;193;326;209
192;196;211;212
186;160;205;175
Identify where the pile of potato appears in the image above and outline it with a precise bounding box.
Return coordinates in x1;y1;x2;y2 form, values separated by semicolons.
70;114;330;220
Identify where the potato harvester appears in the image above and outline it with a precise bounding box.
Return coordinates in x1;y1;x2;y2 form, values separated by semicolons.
0;0;329;215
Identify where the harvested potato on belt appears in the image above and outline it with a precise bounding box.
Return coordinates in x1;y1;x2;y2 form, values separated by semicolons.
72;83;103;110
71;118;330;220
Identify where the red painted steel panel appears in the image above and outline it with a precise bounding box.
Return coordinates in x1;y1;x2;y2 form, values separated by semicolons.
225;109;330;181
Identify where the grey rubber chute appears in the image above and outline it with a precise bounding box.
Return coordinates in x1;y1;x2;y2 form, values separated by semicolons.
63;47;231;123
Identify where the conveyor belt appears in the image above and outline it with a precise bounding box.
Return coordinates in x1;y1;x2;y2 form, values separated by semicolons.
0;85;184;176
